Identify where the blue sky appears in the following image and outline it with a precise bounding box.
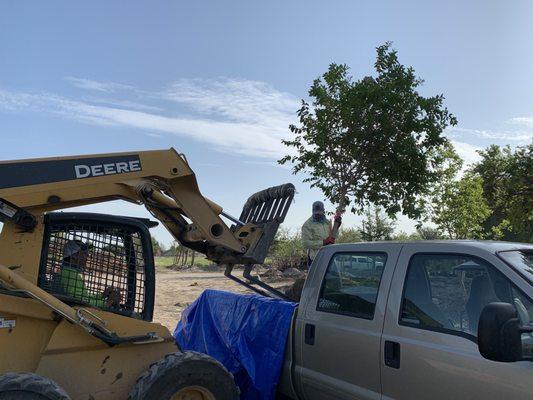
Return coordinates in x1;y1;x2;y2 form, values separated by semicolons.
1;1;532;245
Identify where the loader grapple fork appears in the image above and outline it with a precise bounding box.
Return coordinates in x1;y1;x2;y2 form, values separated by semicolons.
239;183;295;225
225;183;295;300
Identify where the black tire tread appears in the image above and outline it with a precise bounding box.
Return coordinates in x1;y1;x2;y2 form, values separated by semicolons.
0;373;70;400
128;351;238;400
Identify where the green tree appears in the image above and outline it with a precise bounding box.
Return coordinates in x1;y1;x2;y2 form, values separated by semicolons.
269;228;305;269
151;237;163;256
279;43;457;221
166;242;179;256
431;174;491;239
505;144;532;241
336;227;362;243
470;144;532;242
358;207;396;241
269;228;304;257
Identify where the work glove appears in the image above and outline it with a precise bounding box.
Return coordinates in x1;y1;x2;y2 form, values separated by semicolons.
323;236;336;245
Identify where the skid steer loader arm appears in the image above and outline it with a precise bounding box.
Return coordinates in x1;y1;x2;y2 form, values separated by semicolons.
0;148;294;271
0;148;295;347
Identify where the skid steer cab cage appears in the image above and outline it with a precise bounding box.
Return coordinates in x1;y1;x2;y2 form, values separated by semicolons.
38;213;156;321
226;183;295;300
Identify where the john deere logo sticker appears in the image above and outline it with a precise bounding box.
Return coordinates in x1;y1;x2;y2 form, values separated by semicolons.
74;159;142;179
0;155;142;189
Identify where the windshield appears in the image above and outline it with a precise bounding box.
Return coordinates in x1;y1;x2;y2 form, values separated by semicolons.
499;250;533;284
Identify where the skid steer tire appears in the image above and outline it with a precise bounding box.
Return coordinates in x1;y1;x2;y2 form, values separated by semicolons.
128;351;239;400
0;373;70;400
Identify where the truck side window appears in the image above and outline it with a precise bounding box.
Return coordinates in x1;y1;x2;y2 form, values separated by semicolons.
317;252;387;320
400;254;533;341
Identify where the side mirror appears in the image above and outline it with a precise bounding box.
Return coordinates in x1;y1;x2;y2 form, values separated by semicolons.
478;302;532;362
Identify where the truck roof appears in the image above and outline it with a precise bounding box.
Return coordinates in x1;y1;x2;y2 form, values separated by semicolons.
330;240;533;253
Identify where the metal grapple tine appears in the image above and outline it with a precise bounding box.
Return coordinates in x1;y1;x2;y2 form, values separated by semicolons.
239;183;295;225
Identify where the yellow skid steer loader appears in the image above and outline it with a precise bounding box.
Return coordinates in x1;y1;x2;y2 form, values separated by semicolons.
0;149;294;400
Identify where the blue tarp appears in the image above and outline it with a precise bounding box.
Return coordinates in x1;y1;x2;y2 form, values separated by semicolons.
173;289;297;400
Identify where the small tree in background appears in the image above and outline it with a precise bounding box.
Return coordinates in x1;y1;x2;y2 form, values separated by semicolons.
336;227;363;243
151;237;163;256
431;174;491;239
166;242;179;257
471;144;532;242
268;228;305;270
357;206;396;241
280;43;458;228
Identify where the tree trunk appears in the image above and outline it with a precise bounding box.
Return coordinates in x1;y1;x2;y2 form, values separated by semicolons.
330;188;348;238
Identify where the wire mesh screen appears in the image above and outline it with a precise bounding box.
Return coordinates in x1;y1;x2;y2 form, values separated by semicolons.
39;221;147;318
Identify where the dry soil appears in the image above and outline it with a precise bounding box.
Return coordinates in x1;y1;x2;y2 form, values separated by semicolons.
153;268;294;331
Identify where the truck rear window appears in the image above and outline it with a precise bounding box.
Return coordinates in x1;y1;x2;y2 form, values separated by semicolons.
317;252;387;320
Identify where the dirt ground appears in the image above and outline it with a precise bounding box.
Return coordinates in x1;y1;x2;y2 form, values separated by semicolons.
153;267;296;331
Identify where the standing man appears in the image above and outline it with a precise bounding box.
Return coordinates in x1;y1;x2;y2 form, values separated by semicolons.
301;201;341;266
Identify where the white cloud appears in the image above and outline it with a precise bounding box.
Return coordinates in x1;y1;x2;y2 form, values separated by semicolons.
62;102;289;158
447;126;533;143
243;160;291;169
85;97;163;112
145;132;163;138
510;117;533;130
0;78;298;158
64;77;134;93
0;90;34;110
450;140;482;166
165;78;299;125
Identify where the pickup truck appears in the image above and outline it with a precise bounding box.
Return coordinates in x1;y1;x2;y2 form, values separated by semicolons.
273;240;533;400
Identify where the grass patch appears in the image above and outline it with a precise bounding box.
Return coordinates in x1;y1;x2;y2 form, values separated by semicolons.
155;256;213;268
155;256;175;268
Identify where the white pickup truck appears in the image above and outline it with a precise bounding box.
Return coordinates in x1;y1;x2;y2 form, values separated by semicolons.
273;240;533;400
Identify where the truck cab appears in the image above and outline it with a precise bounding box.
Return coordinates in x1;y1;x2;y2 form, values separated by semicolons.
280;241;533;400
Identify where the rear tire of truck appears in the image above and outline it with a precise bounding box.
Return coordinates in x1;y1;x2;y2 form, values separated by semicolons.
0;373;70;400
128;351;239;400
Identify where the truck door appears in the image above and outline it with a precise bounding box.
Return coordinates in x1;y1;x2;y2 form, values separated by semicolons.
296;243;402;400
381;244;533;400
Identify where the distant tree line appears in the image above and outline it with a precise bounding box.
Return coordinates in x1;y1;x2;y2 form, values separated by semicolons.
428;144;531;242
151;238;180;257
